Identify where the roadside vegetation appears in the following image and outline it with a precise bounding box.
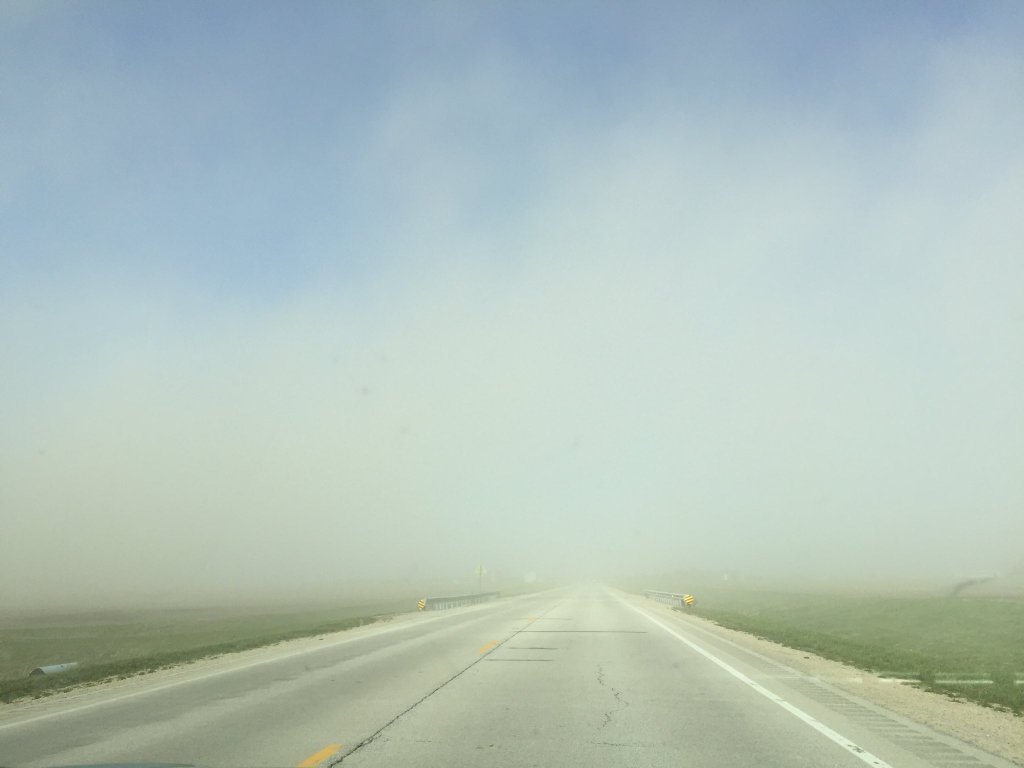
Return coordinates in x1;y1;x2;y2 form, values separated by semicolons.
0;600;409;704
668;586;1024;715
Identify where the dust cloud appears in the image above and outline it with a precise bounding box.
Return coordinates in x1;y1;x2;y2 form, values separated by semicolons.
2;5;1022;611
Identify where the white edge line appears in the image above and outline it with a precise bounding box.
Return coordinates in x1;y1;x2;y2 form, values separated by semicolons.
622;599;894;768
0;594;546;732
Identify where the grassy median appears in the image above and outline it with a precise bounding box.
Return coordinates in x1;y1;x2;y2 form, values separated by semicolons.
665;586;1024;715
0;600;410;704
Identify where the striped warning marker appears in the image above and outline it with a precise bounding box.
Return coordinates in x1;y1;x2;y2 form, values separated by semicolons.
417;598;426;611
683;594;695;606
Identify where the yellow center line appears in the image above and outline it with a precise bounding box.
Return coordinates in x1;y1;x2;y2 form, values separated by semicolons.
478;639;499;654
297;743;342;768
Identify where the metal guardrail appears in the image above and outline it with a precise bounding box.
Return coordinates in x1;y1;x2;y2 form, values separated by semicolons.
417;591;500;611
645;590;695;608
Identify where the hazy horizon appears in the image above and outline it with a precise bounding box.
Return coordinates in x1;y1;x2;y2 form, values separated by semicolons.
3;3;1022;612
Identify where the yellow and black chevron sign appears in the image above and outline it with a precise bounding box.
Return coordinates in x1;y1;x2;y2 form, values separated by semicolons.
417;598;426;611
683;594;695;605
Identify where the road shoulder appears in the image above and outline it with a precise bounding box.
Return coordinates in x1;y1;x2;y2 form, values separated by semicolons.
627;592;1023;767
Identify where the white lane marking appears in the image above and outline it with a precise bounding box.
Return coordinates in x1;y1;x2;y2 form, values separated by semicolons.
0;594;553;732
623;600;894;768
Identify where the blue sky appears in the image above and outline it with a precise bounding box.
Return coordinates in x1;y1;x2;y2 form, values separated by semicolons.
2;2;1023;605
6;1;1012;294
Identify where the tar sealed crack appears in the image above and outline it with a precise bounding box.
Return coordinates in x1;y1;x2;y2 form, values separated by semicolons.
596;664;629;729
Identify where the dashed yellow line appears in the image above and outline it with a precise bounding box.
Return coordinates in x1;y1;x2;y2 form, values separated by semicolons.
478;639;499;654
297;743;342;767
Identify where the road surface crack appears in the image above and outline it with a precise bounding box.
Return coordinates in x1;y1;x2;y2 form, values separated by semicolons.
329;602;563;765
596;664;629;729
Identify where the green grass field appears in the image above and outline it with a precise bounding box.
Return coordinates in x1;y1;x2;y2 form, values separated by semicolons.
0;599;413;703
664;585;1024;715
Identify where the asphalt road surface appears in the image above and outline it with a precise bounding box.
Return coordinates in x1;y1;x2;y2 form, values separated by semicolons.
0;586;1016;768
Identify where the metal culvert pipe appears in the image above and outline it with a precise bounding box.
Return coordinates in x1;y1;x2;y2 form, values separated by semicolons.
29;662;79;676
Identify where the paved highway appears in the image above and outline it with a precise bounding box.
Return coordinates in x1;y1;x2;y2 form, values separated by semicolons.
0;586;1015;767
